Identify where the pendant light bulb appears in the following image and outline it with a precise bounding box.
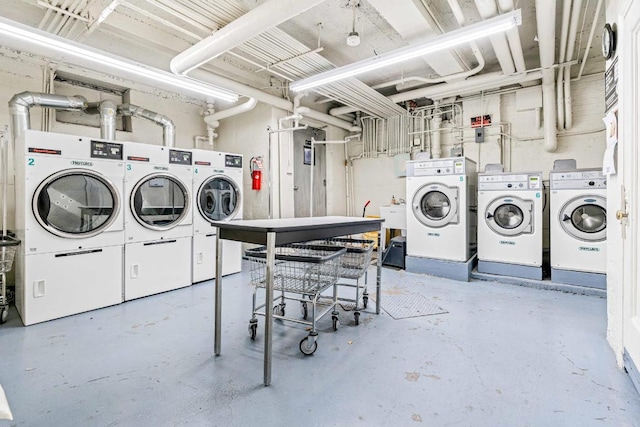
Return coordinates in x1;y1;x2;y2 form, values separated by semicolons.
346;4;360;47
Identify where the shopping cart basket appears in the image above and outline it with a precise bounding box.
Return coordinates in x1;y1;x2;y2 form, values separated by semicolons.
0;235;20;323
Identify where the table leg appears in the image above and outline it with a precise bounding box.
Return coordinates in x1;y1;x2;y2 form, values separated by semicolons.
376;226;385;315
264;231;276;386
214;230;223;356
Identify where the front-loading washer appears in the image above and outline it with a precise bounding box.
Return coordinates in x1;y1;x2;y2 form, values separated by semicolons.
477;172;543;279
406;157;477;262
14;130;125;325
550;168;606;288
124;142;193;300
192;149;243;282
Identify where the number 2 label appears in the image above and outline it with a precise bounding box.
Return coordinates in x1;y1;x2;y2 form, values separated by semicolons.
28;158;34;166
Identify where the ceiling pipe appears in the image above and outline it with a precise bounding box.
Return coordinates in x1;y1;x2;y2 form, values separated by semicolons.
85;99;118;140
536;0;558;152
497;0;526;72
574;0;604;80
563;0;584;130
188;69;360;132
473;0;515;75
556;0;572;129
203;97;258;129
119;104;176;147
170;0;327;75
8;91;87;143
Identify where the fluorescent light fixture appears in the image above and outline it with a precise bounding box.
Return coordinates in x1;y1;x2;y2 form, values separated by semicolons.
0;16;238;103
290;9;522;92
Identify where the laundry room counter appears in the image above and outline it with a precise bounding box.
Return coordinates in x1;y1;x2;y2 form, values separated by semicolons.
211;216;384;386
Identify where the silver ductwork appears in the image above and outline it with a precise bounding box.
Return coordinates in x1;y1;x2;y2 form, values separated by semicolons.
85;100;118;140
8;91;88;142
118;104;176;147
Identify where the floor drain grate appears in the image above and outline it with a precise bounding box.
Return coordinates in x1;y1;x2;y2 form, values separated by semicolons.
376;293;448;319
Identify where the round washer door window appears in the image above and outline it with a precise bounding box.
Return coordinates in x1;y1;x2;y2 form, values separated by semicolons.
198;176;241;222
485;197;534;236
33;169;120;239
412;184;459;228
131;173;189;230
560;196;606;241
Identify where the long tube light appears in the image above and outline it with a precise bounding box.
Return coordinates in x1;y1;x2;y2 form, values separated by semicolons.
290;9;522;92
0;16;238;103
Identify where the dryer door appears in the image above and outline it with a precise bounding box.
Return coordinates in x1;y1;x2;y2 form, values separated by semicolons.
197;175;241;222
412;183;459;228
131;173;190;230
33;169;120;239
485;196;533;236
559;195;607;241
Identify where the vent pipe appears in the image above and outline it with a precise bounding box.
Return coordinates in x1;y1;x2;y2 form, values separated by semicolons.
118;104;176;147
8;91;87;142
85;100;118;140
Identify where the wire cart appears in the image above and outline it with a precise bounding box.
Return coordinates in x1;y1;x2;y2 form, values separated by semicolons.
305;238;375;325
244;244;347;355
0;235;19;323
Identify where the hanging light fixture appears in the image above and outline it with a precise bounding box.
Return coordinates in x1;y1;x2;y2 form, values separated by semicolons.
291;9;522;92
346;2;360;47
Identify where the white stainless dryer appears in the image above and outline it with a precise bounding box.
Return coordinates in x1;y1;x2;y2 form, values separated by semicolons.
14;130;124;325
550;169;607;288
477;172;543;279
192;150;243;282
406;157;477;262
124;142;193;300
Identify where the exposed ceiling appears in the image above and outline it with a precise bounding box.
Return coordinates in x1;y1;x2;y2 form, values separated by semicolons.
0;0;606;119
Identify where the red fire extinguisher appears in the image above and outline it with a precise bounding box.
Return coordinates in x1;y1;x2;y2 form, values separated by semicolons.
250;156;263;190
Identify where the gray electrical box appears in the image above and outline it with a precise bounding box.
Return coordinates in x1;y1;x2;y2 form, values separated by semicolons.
475;127;485;143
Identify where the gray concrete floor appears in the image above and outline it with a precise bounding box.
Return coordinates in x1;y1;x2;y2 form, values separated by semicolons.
1;264;640;426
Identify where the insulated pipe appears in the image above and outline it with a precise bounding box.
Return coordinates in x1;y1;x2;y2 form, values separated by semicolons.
170;0;327;75
536;0;558;152
563;0;584;130
119;104;176;147
497;0;526;72
473;0;515;75
86;99;118;140
203;97;257;128
8;91;87;142
431;116;443;159
575;0;604;80
556;0;573;129
188;69;360;132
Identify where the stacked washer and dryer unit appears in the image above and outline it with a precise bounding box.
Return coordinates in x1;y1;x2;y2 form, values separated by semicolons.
405;157;478;280
550;167;607;288
192;149;243;283
14;130;125;325
477;170;544;280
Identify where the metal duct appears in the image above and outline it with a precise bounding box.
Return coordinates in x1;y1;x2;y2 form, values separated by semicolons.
8;91;87;142
119;104;176;147
86;100;118;140
170;0;327;75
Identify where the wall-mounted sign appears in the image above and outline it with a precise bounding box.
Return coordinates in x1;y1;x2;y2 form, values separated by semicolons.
605;56;619;113
471;115;491;128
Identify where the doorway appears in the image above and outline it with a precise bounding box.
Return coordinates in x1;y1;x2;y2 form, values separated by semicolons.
293;127;326;217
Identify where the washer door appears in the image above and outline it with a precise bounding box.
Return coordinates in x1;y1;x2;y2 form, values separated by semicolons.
33;169;120;239
197;175;241;222
485;197;533;236
559;195;607;241
412;183;459;228
131;173;189;230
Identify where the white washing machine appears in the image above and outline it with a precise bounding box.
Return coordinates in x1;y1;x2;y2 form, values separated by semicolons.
14;130;124;325
406;157;477;262
550;169;607;288
477;172;543;279
124;142;193;300
192;149;243;282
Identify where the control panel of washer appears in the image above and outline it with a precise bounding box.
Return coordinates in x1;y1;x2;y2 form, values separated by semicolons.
550;170;606;189
478;173;542;191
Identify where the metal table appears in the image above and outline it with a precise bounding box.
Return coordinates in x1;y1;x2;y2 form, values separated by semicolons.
211;216;384;386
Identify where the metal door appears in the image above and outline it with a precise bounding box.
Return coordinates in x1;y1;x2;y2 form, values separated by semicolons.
559;195;606;242
33;169;120;238
130;173;189;230
412;183;458;228
485;196;533;236
293;127;326;217
197;175;241;222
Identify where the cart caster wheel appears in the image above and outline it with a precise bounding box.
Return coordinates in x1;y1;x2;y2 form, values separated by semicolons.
300;302;308;320
248;319;258;340
274;304;285;317
354;311;360;326
332;316;339;331
299;336;318;355
0;306;7;324
362;296;369;309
